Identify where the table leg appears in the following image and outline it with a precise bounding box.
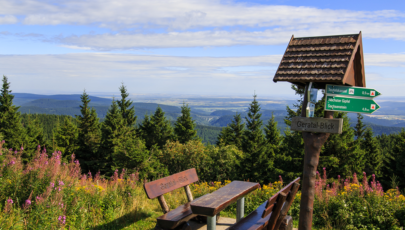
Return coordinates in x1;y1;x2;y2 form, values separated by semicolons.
207;215;216;230
236;197;245;221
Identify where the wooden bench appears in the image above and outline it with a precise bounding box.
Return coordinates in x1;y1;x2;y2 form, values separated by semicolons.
143;168;200;230
229;177;300;230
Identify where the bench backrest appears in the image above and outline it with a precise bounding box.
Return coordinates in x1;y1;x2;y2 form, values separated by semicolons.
144;168;199;199
262;177;300;230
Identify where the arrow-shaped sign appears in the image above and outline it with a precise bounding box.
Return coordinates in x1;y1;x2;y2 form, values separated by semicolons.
326;84;381;98
325;95;380;114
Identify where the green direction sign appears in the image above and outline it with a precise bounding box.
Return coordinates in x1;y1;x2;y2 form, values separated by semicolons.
325;96;380;114
326;84;381;98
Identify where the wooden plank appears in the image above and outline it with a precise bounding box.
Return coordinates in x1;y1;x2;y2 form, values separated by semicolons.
144;168;198;199
266;192;287;230
265;178;300;208
261;203;274;218
291;117;343;134
190;181;260;217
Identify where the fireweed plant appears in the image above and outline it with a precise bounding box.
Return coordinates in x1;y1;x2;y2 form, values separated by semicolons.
0;141;404;229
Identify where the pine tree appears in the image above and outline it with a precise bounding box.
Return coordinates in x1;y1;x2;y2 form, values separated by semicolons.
138;107;174;149
241;94;273;184
22;114;46;162
54;116;79;162
117;83;137;128
76;90;101;173
354;113;366;140
362;127;382;177
174;103;197;143
0;76;25;150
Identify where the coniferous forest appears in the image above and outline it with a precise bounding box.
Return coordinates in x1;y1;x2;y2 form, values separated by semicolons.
1;75;405;229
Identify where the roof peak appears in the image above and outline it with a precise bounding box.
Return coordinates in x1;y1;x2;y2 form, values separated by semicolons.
294;32;360;40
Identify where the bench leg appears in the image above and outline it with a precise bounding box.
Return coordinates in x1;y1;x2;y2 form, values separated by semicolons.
207;215;216;230
236;197;245;222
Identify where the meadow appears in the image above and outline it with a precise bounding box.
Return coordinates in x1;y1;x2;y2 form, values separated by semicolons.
1;143;404;230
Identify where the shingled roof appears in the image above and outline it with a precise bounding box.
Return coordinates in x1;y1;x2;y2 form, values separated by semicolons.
273;32;365;88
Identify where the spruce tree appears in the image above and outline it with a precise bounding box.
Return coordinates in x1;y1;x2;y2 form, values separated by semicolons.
138;107;174;149
22;114;46;162
0;76;25;150
117;83;137;128
354;113;366;140
76;90;101;173
54;116;79;162
362;127;382;177
229;113;245;150
174;103;197;143
216;125;234;146
241;94;273;184
264;112;280;146
321;113;366;178
391;129;405;188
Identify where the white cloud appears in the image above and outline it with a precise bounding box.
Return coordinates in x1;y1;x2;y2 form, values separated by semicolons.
54;22;405;50
0;15;18;24
366;53;405;67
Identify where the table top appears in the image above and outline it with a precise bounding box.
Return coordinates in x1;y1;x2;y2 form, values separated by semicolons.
190;181;260;217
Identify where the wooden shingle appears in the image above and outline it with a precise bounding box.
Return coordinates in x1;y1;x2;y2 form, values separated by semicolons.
273;32;365;88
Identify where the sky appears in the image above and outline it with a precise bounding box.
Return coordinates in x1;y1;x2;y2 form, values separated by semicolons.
1;0;405;98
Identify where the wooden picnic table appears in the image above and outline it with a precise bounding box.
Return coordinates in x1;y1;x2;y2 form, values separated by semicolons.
190;181;260;230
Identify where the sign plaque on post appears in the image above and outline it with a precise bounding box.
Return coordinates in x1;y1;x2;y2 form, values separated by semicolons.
291;117;343;134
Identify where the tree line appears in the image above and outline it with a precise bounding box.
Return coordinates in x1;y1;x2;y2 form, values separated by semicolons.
1;75;404;190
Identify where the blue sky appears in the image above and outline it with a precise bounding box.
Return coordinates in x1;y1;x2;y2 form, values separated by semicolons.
0;0;404;98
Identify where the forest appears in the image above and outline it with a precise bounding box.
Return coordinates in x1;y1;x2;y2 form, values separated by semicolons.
1;75;405;229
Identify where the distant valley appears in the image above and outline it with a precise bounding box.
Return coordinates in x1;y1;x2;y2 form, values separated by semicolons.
13;93;405;143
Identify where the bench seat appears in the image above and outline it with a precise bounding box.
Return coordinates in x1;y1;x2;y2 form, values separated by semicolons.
157;202;198;229
229;201;269;230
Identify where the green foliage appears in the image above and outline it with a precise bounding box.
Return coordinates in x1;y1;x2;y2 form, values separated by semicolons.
174;103;197;143
21;114;46;162
362;127;383;177
158;140;242;182
54;116;79;162
75;90;101;173
138;107;174;149
0;76;25;150
390;129;405;189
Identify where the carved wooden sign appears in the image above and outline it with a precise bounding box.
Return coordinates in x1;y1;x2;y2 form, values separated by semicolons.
291;117;343;134
144;168;198;199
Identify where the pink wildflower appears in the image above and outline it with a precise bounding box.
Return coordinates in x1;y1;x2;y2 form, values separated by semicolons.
58;215;66;225
21;146;24;151
7;199;13;204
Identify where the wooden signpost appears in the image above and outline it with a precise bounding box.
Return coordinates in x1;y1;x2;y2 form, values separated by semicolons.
273;32;376;230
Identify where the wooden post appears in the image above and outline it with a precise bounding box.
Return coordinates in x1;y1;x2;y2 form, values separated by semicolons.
184;185;194;202
158;195;170;214
298;85;333;230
